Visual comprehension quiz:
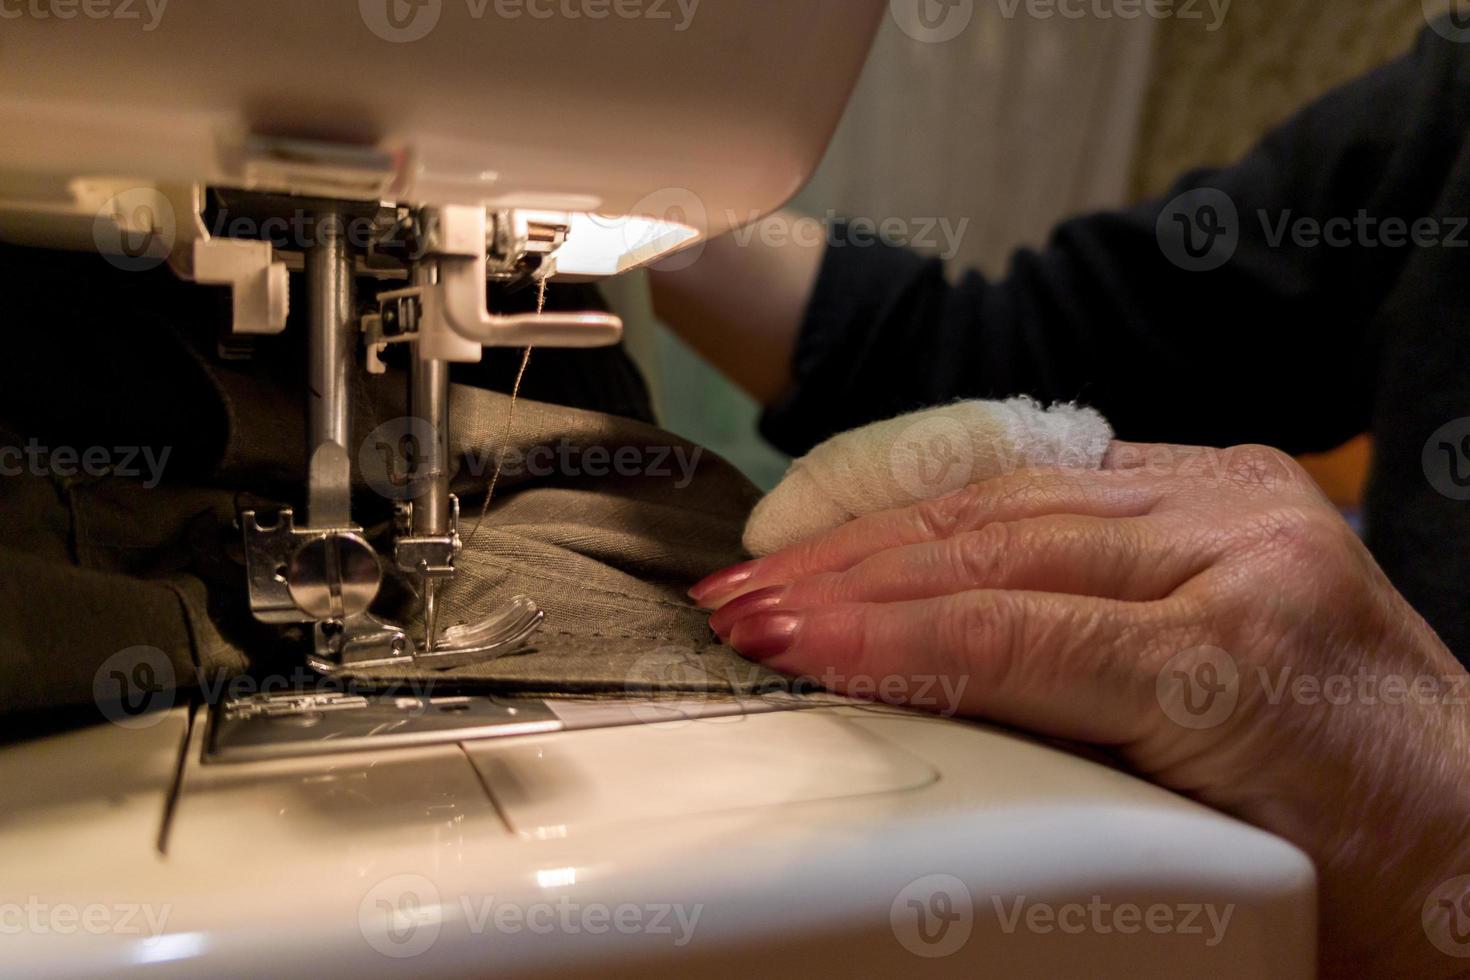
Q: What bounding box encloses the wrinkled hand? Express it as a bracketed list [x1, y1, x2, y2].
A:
[692, 442, 1470, 979]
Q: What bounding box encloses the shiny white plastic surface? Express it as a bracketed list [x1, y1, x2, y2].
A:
[0, 0, 887, 254]
[0, 703, 1316, 978]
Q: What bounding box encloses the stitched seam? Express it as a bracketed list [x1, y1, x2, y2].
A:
[459, 552, 705, 613]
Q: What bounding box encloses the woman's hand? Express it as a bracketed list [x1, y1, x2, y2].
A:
[693, 442, 1470, 979]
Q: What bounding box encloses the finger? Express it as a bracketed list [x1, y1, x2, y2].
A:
[1102, 440, 1157, 471]
[708, 513, 1218, 637]
[1103, 441, 1307, 494]
[692, 467, 1168, 608]
[727, 590, 1188, 744]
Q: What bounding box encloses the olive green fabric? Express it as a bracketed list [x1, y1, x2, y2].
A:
[0, 245, 779, 718]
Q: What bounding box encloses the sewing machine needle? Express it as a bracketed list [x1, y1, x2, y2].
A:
[423, 579, 439, 653]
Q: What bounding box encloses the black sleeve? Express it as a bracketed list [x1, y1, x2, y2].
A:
[761, 22, 1470, 457]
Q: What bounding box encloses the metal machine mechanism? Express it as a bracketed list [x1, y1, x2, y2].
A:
[0, 1, 894, 675]
[218, 190, 635, 674]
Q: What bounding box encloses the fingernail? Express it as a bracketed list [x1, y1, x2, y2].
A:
[689, 560, 761, 607]
[729, 611, 802, 661]
[709, 585, 787, 639]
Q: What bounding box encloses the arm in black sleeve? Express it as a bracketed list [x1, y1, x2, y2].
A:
[761, 22, 1470, 458]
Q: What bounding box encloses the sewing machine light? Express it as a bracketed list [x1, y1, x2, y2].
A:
[550, 211, 702, 278]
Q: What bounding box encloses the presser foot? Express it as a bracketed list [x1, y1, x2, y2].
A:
[306, 596, 545, 675]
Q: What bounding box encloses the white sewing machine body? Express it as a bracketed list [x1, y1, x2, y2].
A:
[3, 698, 1315, 979]
[0, 0, 879, 264]
[0, 2, 1316, 976]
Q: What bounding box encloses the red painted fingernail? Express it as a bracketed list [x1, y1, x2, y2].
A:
[729, 611, 802, 661]
[709, 585, 787, 639]
[689, 560, 761, 606]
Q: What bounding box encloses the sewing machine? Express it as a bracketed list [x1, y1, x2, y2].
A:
[0, 2, 1316, 977]
[2, 0, 869, 672]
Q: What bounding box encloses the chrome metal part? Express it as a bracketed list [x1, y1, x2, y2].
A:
[305, 211, 355, 528]
[205, 690, 563, 763]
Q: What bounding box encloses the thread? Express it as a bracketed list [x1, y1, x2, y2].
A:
[462, 276, 543, 550]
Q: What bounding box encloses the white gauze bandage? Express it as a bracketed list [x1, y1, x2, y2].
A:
[743, 397, 1114, 557]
